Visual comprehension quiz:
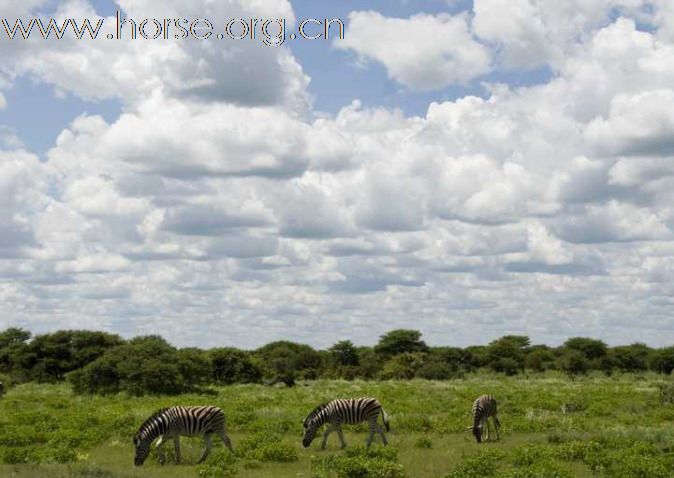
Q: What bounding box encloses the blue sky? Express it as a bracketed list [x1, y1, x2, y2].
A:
[1, 0, 673, 348]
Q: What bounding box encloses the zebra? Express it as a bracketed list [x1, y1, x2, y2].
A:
[470, 394, 500, 443]
[133, 406, 233, 466]
[302, 397, 390, 450]
[0, 381, 4, 397]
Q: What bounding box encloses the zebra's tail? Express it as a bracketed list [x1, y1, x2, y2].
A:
[381, 408, 390, 432]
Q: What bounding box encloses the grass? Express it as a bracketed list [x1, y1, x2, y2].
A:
[0, 373, 672, 477]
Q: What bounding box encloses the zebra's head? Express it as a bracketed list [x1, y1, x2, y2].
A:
[302, 420, 318, 448]
[302, 402, 328, 448]
[133, 434, 151, 466]
[472, 424, 482, 443]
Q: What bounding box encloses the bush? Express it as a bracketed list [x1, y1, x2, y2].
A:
[380, 353, 426, 380]
[414, 436, 432, 448]
[498, 460, 573, 478]
[312, 446, 405, 478]
[68, 337, 190, 395]
[657, 383, 674, 405]
[444, 450, 507, 478]
[415, 359, 456, 380]
[210, 348, 261, 384]
[558, 350, 589, 377]
[197, 450, 238, 478]
[237, 433, 298, 463]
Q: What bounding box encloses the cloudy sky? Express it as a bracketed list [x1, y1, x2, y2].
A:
[1, 0, 674, 349]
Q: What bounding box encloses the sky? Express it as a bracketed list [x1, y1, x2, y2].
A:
[1, 0, 674, 349]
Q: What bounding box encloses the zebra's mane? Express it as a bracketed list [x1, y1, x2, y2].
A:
[136, 407, 170, 436]
[304, 402, 330, 427]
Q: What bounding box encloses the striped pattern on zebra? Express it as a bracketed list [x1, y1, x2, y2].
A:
[471, 394, 500, 443]
[133, 405, 233, 466]
[302, 397, 390, 450]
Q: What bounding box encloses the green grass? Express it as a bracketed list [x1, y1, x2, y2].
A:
[0, 373, 673, 477]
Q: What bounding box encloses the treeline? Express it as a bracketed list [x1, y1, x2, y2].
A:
[0, 328, 673, 395]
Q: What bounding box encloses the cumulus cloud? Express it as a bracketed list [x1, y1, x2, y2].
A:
[0, 0, 309, 111]
[336, 11, 491, 91]
[2, 2, 674, 347]
[472, 0, 657, 69]
[585, 89, 674, 157]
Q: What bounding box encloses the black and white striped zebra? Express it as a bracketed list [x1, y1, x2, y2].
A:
[302, 397, 390, 450]
[471, 394, 500, 443]
[133, 405, 233, 466]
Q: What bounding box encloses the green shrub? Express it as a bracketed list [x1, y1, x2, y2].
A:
[414, 436, 432, 448]
[498, 460, 573, 478]
[657, 383, 674, 405]
[1, 446, 31, 464]
[72, 466, 114, 478]
[444, 449, 507, 478]
[312, 446, 405, 478]
[197, 450, 238, 478]
[237, 433, 298, 462]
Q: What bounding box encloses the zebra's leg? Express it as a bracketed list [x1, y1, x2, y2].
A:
[321, 425, 336, 450]
[494, 416, 501, 441]
[366, 418, 377, 449]
[485, 417, 491, 441]
[198, 434, 213, 463]
[337, 426, 346, 449]
[377, 424, 388, 446]
[217, 429, 234, 453]
[173, 436, 181, 464]
[155, 436, 165, 465]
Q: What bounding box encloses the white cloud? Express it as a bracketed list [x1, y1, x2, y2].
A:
[472, 0, 657, 68]
[3, 4, 674, 347]
[0, 0, 309, 111]
[585, 89, 674, 156]
[336, 11, 491, 91]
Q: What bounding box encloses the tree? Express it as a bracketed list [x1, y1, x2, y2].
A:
[649, 346, 674, 374]
[254, 341, 323, 381]
[177, 348, 211, 387]
[27, 330, 123, 382]
[524, 346, 555, 372]
[0, 328, 31, 349]
[563, 337, 607, 360]
[608, 344, 652, 372]
[558, 349, 589, 378]
[210, 348, 261, 384]
[329, 340, 360, 367]
[374, 330, 428, 358]
[464, 346, 489, 370]
[486, 336, 530, 374]
[416, 358, 457, 380]
[356, 347, 382, 379]
[381, 353, 426, 380]
[69, 336, 188, 396]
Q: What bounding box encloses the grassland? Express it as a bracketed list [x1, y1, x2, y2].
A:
[1, 373, 673, 477]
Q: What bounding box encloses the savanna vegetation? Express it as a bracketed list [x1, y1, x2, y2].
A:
[0, 328, 673, 477]
[1, 328, 673, 395]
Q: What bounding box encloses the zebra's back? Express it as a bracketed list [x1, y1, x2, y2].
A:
[145, 406, 225, 438]
[472, 395, 497, 419]
[329, 397, 382, 424]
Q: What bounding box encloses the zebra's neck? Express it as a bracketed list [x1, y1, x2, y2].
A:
[140, 411, 168, 442]
[313, 406, 332, 427]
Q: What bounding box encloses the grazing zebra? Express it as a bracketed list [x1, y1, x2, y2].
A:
[302, 397, 390, 450]
[470, 394, 500, 443]
[133, 406, 233, 466]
